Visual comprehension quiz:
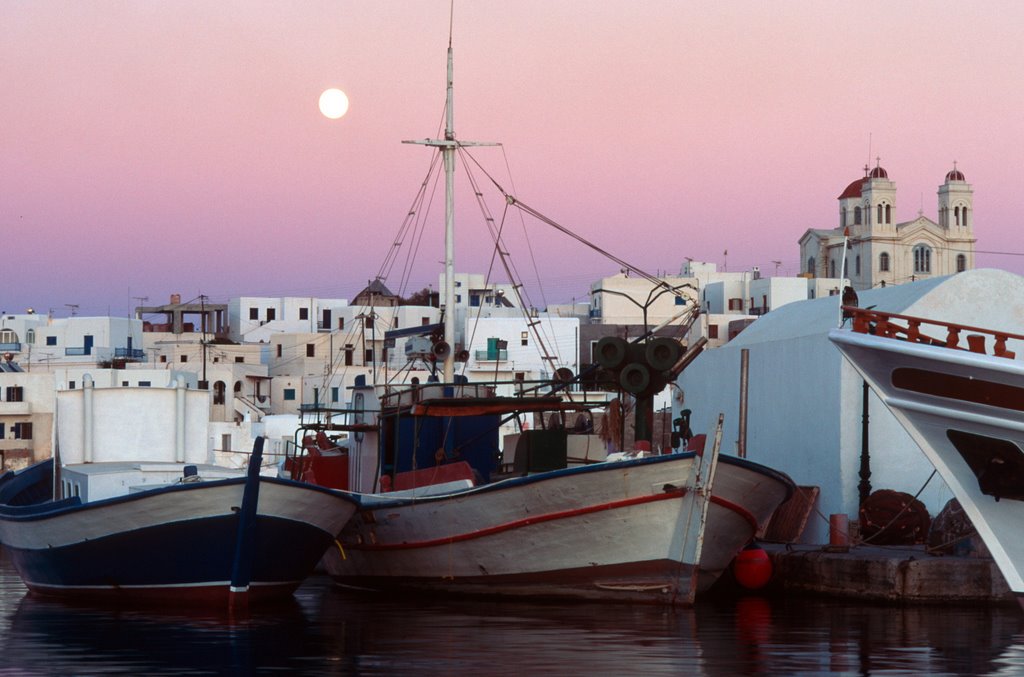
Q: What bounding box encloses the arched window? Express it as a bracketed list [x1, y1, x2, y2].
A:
[855, 255, 861, 276]
[885, 204, 891, 224]
[962, 206, 969, 227]
[957, 254, 967, 272]
[213, 381, 226, 405]
[877, 204, 883, 224]
[0, 329, 17, 345]
[879, 252, 890, 272]
[840, 208, 847, 229]
[854, 206, 862, 225]
[234, 381, 242, 394]
[807, 257, 816, 276]
[954, 206, 960, 226]
[913, 245, 932, 274]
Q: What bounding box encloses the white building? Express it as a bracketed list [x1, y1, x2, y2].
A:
[228, 296, 350, 343]
[589, 272, 698, 327]
[799, 162, 976, 291]
[461, 316, 580, 392]
[677, 269, 1023, 544]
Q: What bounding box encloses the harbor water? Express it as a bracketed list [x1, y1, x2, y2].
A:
[1, 551, 1022, 676]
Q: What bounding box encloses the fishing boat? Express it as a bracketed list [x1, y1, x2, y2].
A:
[830, 306, 1024, 606]
[0, 378, 359, 606]
[293, 28, 795, 605]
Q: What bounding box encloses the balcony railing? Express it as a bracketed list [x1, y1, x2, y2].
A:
[64, 347, 90, 356]
[114, 348, 146, 359]
[0, 342, 21, 352]
[474, 349, 508, 361]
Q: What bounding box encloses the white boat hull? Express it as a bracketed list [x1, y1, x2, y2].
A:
[831, 329, 1024, 602]
[326, 452, 792, 604]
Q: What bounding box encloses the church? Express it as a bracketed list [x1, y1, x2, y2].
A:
[798, 162, 976, 291]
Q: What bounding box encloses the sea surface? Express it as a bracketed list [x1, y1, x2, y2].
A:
[0, 551, 1022, 676]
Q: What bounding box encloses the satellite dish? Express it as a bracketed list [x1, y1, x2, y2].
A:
[554, 367, 574, 382]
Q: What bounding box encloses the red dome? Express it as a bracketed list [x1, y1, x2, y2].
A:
[869, 165, 888, 179]
[838, 178, 864, 199]
[946, 168, 966, 182]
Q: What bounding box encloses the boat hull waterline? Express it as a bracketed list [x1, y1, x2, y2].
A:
[831, 328, 1024, 605]
[327, 452, 793, 604]
[0, 465, 358, 603]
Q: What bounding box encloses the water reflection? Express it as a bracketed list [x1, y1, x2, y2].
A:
[0, 548, 1022, 675]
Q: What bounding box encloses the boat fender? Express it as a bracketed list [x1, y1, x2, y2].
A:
[733, 544, 772, 590]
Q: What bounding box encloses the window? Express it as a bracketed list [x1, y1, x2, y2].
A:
[364, 316, 373, 329]
[877, 204, 883, 224]
[365, 349, 374, 363]
[885, 204, 891, 224]
[249, 307, 259, 320]
[807, 257, 816, 275]
[283, 388, 296, 401]
[470, 294, 480, 307]
[514, 372, 525, 382]
[266, 308, 276, 321]
[455, 294, 462, 303]
[5, 386, 23, 402]
[345, 346, 353, 366]
[957, 254, 967, 272]
[830, 259, 836, 277]
[727, 298, 743, 311]
[840, 208, 846, 228]
[879, 252, 890, 272]
[708, 324, 719, 339]
[159, 355, 167, 363]
[46, 336, 57, 346]
[25, 329, 34, 344]
[276, 344, 282, 358]
[235, 356, 244, 363]
[854, 206, 862, 225]
[306, 344, 315, 357]
[0, 423, 4, 439]
[13, 422, 32, 440]
[913, 245, 932, 273]
[69, 381, 75, 389]
[338, 318, 345, 330]
[855, 255, 861, 276]
[139, 381, 151, 387]
[121, 381, 129, 387]
[299, 307, 309, 320]
[331, 387, 339, 403]
[962, 206, 969, 227]
[954, 206, 960, 226]
[422, 317, 430, 326]
[180, 355, 188, 363]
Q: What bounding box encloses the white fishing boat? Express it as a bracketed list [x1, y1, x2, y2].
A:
[293, 24, 794, 605]
[831, 306, 1024, 607]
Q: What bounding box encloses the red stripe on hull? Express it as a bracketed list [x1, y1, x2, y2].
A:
[346, 488, 686, 552]
[24, 580, 303, 605]
[709, 495, 758, 530]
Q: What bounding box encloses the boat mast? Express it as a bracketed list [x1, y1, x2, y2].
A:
[404, 32, 497, 384]
[441, 40, 456, 383]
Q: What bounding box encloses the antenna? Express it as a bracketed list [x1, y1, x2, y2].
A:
[771, 260, 782, 276]
[65, 304, 78, 317]
[866, 132, 872, 170]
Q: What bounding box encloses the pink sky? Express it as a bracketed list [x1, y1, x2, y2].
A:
[4, 1, 1024, 317]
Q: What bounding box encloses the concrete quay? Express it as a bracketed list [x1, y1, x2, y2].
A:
[762, 543, 1016, 605]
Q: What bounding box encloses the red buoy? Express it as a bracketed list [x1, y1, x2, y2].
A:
[733, 545, 772, 590]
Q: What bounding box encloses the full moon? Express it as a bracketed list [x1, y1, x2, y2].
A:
[318, 88, 349, 119]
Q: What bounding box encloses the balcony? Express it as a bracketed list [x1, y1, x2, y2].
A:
[474, 349, 508, 361]
[0, 342, 21, 352]
[0, 401, 31, 415]
[114, 348, 146, 360]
